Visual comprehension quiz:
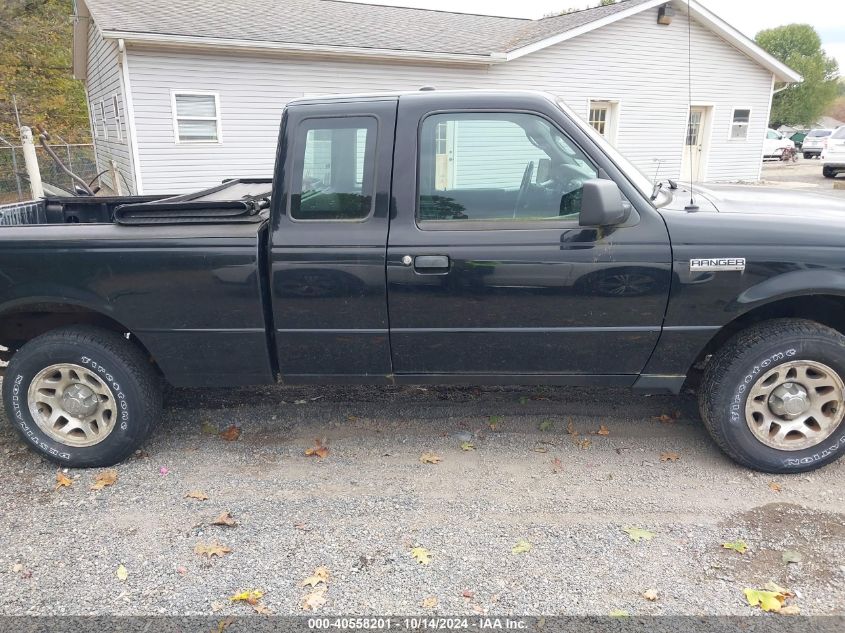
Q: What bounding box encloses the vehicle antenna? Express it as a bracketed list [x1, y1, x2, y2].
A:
[684, 0, 699, 212]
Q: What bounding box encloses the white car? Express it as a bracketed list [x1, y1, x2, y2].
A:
[763, 128, 795, 159]
[822, 126, 845, 178]
[802, 128, 834, 158]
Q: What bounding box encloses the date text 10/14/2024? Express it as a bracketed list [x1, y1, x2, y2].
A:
[307, 618, 530, 630]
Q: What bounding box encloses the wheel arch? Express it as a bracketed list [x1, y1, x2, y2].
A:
[686, 292, 845, 388]
[0, 299, 162, 376]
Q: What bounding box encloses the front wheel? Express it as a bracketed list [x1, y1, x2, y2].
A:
[699, 319, 845, 473]
[3, 326, 162, 468]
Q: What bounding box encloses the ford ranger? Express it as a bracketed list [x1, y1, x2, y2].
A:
[2, 90, 845, 474]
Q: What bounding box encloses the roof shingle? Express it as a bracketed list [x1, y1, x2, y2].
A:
[83, 0, 653, 57]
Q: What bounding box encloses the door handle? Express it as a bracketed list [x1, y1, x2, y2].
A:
[413, 255, 450, 271]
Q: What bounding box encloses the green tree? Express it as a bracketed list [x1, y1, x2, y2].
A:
[755, 24, 840, 127]
[0, 0, 89, 144]
[599, 0, 618, 5]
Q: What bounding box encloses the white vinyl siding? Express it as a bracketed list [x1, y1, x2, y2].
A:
[124, 8, 774, 192]
[171, 92, 221, 143]
[85, 21, 136, 193]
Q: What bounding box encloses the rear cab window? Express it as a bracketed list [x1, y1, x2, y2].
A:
[290, 117, 377, 221]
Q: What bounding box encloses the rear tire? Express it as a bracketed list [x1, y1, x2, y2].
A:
[803, 153, 811, 160]
[823, 166, 836, 178]
[699, 319, 845, 473]
[3, 326, 162, 468]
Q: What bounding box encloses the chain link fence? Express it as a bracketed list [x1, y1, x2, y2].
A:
[0, 138, 98, 203]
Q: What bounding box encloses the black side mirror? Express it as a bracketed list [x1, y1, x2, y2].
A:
[578, 179, 631, 227]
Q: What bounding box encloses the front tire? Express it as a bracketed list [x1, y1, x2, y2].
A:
[3, 326, 162, 468]
[699, 319, 845, 473]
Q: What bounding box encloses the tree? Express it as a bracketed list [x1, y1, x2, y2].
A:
[599, 0, 618, 5]
[755, 24, 840, 128]
[0, 0, 89, 144]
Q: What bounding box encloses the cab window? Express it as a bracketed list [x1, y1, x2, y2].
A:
[418, 113, 597, 224]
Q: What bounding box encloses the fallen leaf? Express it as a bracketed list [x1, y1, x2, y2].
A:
[460, 441, 476, 452]
[534, 445, 548, 453]
[230, 589, 264, 605]
[12, 563, 23, 573]
[302, 587, 327, 611]
[769, 482, 782, 493]
[511, 539, 532, 554]
[654, 414, 674, 424]
[642, 589, 658, 601]
[764, 581, 794, 598]
[609, 609, 630, 617]
[420, 452, 441, 464]
[301, 567, 331, 587]
[211, 602, 225, 613]
[488, 415, 502, 431]
[623, 527, 655, 542]
[539, 419, 554, 432]
[194, 542, 232, 558]
[780, 605, 801, 615]
[743, 588, 786, 612]
[410, 546, 431, 565]
[782, 550, 802, 565]
[722, 540, 748, 554]
[185, 490, 209, 501]
[551, 457, 563, 474]
[596, 425, 610, 436]
[422, 596, 438, 608]
[214, 617, 235, 633]
[90, 470, 118, 491]
[201, 420, 218, 435]
[252, 603, 272, 615]
[579, 438, 592, 449]
[305, 439, 329, 459]
[212, 511, 238, 527]
[294, 522, 312, 532]
[566, 418, 576, 435]
[159, 467, 169, 476]
[660, 451, 681, 462]
[461, 590, 475, 599]
[55, 471, 72, 490]
[220, 425, 242, 441]
[116, 564, 128, 582]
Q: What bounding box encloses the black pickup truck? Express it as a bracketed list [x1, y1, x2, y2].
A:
[2, 90, 845, 474]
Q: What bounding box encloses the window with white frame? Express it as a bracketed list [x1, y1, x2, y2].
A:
[172, 92, 221, 143]
[112, 94, 123, 141]
[588, 100, 618, 143]
[730, 108, 751, 140]
[90, 101, 100, 138]
[98, 100, 108, 139]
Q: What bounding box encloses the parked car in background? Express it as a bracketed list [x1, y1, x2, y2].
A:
[822, 126, 845, 178]
[763, 128, 795, 159]
[802, 129, 834, 159]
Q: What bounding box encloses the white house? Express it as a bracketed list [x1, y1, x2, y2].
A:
[71, 0, 800, 195]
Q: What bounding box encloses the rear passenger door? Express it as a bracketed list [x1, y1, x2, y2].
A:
[269, 99, 396, 381]
[386, 94, 672, 378]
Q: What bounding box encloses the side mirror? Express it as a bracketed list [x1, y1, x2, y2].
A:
[578, 179, 631, 227]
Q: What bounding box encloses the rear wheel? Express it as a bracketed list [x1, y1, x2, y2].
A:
[803, 152, 811, 160]
[3, 326, 162, 468]
[823, 166, 836, 178]
[699, 319, 845, 473]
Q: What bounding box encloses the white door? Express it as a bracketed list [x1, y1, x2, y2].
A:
[681, 107, 709, 182]
[434, 120, 456, 190]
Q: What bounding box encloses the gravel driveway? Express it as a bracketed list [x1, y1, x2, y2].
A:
[1, 383, 843, 618]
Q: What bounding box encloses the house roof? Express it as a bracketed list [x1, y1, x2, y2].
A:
[75, 0, 801, 82]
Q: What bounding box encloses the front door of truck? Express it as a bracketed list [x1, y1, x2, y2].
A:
[269, 99, 396, 380]
[386, 94, 672, 378]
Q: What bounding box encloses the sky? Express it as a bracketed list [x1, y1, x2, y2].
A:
[350, 0, 845, 72]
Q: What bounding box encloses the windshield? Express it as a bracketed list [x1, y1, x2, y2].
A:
[555, 98, 662, 205]
[808, 129, 833, 137]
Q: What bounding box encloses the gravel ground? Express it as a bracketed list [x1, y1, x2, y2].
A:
[1, 383, 844, 617]
[760, 157, 845, 197]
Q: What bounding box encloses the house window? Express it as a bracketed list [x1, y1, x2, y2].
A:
[172, 92, 221, 143]
[98, 100, 108, 140]
[290, 117, 377, 221]
[112, 95, 123, 141]
[418, 112, 597, 224]
[588, 100, 619, 143]
[730, 108, 751, 140]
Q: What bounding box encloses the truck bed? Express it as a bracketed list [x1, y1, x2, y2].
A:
[0, 178, 272, 226]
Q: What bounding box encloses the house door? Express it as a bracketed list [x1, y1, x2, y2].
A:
[434, 120, 456, 190]
[681, 107, 710, 182]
